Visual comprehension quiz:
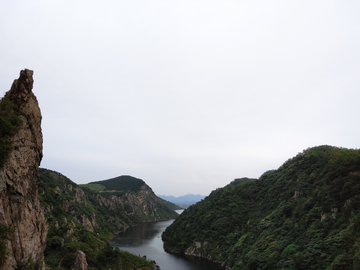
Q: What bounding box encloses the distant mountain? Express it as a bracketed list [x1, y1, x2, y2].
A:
[158, 194, 206, 206]
[158, 197, 184, 210]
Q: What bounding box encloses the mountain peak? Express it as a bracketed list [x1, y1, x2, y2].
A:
[87, 175, 147, 192]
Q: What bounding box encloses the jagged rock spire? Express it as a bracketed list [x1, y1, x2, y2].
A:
[0, 69, 47, 269]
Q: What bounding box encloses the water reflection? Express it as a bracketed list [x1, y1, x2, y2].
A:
[111, 212, 225, 270]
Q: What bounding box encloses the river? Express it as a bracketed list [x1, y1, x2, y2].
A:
[110, 210, 225, 270]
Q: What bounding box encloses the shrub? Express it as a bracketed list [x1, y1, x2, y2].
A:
[0, 223, 11, 267]
[0, 98, 22, 168]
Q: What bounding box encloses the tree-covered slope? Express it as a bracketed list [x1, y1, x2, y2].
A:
[86, 175, 146, 192]
[39, 168, 177, 269]
[162, 145, 360, 270]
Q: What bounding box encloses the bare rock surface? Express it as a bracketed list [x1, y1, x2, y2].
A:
[70, 251, 88, 270]
[0, 69, 47, 269]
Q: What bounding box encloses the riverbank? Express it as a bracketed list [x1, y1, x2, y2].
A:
[111, 217, 225, 270]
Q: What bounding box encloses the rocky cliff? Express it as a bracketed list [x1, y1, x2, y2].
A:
[0, 70, 175, 270]
[87, 175, 179, 222]
[0, 70, 47, 269]
[39, 168, 177, 269]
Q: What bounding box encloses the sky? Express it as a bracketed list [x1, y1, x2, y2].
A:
[1, 0, 360, 197]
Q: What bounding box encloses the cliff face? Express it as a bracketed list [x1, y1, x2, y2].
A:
[40, 169, 177, 235]
[100, 184, 176, 222]
[0, 70, 47, 269]
[38, 168, 177, 269]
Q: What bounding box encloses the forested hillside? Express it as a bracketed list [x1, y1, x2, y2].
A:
[162, 145, 360, 270]
[39, 168, 177, 269]
[85, 175, 147, 193]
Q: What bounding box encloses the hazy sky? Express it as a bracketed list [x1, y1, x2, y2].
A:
[1, 0, 359, 196]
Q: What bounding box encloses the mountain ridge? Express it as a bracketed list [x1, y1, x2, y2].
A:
[85, 175, 146, 193]
[83, 175, 184, 211]
[162, 145, 360, 270]
[158, 194, 206, 206]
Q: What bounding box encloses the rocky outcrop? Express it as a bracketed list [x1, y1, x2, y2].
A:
[0, 69, 47, 269]
[70, 251, 88, 270]
[106, 184, 171, 221]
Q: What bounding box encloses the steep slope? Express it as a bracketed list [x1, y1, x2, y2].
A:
[39, 169, 177, 269]
[0, 70, 47, 269]
[87, 176, 183, 210]
[85, 175, 179, 222]
[162, 146, 360, 270]
[158, 197, 183, 211]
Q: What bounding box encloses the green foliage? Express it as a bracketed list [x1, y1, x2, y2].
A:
[162, 145, 360, 270]
[16, 256, 42, 270]
[38, 168, 176, 269]
[79, 183, 106, 192]
[114, 249, 154, 270]
[0, 97, 22, 168]
[0, 223, 11, 267]
[229, 177, 256, 186]
[89, 175, 146, 192]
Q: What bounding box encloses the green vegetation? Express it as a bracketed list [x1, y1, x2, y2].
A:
[15, 256, 42, 270]
[45, 226, 154, 270]
[162, 145, 360, 270]
[114, 251, 155, 270]
[39, 168, 176, 269]
[80, 183, 106, 192]
[0, 97, 22, 169]
[0, 223, 11, 267]
[88, 175, 146, 192]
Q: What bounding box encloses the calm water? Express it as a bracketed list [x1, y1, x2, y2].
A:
[110, 211, 225, 270]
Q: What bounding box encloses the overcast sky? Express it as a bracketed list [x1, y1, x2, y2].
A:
[1, 0, 359, 196]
